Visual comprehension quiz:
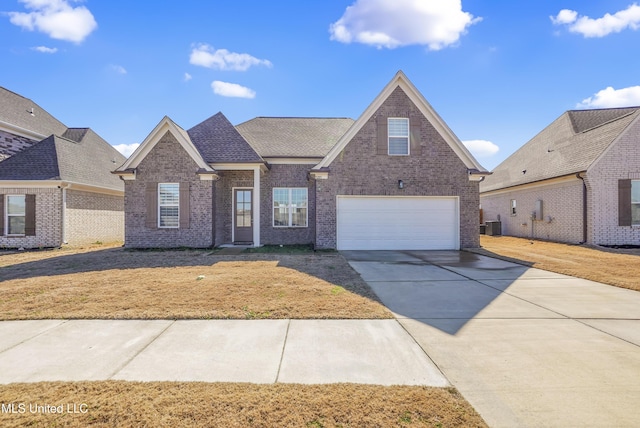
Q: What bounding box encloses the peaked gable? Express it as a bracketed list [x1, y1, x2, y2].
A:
[313, 71, 487, 175]
[188, 112, 263, 163]
[115, 116, 216, 177]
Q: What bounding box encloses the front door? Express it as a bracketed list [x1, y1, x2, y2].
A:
[234, 189, 253, 243]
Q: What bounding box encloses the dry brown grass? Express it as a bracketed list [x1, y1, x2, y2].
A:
[0, 245, 391, 320]
[0, 381, 487, 427]
[476, 236, 640, 291]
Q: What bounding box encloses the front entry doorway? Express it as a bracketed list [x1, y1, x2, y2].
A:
[234, 189, 253, 243]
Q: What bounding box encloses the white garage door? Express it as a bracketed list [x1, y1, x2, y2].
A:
[336, 196, 459, 250]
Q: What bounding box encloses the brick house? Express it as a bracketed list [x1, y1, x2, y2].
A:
[480, 107, 640, 246]
[0, 87, 126, 248]
[115, 71, 489, 250]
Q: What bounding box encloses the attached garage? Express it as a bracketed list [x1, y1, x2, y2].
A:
[336, 196, 459, 250]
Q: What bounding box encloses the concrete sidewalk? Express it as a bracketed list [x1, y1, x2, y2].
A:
[344, 250, 640, 428]
[0, 319, 448, 386]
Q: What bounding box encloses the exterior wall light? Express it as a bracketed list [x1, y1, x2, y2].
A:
[398, 180, 404, 189]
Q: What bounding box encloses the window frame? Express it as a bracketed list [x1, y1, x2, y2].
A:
[5, 195, 26, 236]
[158, 183, 180, 229]
[632, 180, 640, 226]
[272, 187, 308, 228]
[388, 117, 410, 156]
[510, 199, 517, 216]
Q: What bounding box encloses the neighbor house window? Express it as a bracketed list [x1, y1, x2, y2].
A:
[158, 183, 179, 228]
[6, 195, 26, 235]
[632, 181, 640, 225]
[510, 199, 517, 216]
[273, 188, 308, 227]
[388, 118, 409, 155]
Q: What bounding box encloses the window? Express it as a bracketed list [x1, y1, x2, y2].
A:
[632, 181, 640, 225]
[388, 118, 409, 155]
[273, 188, 308, 227]
[158, 183, 179, 228]
[510, 199, 517, 216]
[6, 195, 25, 235]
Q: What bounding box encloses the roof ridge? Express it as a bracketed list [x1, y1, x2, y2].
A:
[577, 109, 639, 134]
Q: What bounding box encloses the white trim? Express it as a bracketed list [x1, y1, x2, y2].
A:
[309, 171, 329, 180]
[115, 116, 215, 174]
[253, 168, 261, 246]
[232, 186, 254, 243]
[480, 174, 582, 197]
[4, 194, 26, 236]
[158, 183, 179, 228]
[272, 187, 309, 228]
[0, 180, 123, 196]
[212, 162, 268, 172]
[263, 157, 322, 165]
[0, 120, 48, 142]
[314, 71, 486, 172]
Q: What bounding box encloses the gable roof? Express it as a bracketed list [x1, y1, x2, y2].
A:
[236, 117, 355, 158]
[313, 70, 488, 174]
[0, 86, 67, 140]
[0, 128, 126, 191]
[188, 112, 263, 163]
[480, 107, 640, 193]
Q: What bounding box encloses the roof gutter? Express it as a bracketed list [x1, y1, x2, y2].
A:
[576, 172, 587, 244]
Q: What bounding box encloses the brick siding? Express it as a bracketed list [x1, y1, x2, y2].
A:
[480, 178, 585, 243]
[585, 117, 640, 245]
[0, 187, 61, 248]
[315, 86, 480, 249]
[65, 189, 124, 244]
[124, 131, 214, 248]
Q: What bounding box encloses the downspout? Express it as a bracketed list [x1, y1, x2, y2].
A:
[576, 173, 587, 244]
[61, 183, 71, 245]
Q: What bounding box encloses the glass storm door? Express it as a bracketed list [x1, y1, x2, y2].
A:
[234, 189, 253, 243]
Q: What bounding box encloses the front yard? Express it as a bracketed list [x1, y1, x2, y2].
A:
[0, 245, 391, 320]
[475, 236, 640, 292]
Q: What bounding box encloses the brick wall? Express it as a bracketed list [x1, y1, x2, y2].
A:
[65, 189, 124, 244]
[260, 164, 316, 246]
[586, 117, 640, 245]
[0, 130, 38, 161]
[124, 131, 214, 248]
[0, 187, 62, 248]
[480, 178, 585, 243]
[315, 86, 479, 249]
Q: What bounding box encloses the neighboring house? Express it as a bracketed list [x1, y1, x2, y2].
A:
[480, 107, 640, 246]
[114, 71, 489, 250]
[0, 88, 126, 248]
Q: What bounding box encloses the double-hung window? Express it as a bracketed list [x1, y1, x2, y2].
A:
[273, 188, 308, 227]
[388, 118, 410, 155]
[6, 195, 26, 235]
[158, 183, 179, 228]
[632, 181, 640, 225]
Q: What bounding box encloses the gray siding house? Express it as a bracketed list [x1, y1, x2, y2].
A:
[115, 71, 489, 250]
[480, 107, 640, 246]
[0, 87, 126, 248]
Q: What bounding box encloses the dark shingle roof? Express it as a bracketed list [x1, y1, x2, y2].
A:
[235, 117, 354, 158]
[0, 128, 126, 191]
[0, 87, 67, 138]
[188, 112, 263, 163]
[481, 107, 640, 192]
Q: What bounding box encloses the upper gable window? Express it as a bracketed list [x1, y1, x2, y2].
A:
[388, 118, 409, 156]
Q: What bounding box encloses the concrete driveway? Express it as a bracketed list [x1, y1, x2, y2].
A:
[343, 250, 640, 428]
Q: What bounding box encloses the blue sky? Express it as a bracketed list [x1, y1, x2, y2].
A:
[2, 0, 640, 170]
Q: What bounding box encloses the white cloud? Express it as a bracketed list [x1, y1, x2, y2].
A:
[329, 0, 481, 50]
[32, 45, 57, 53]
[110, 64, 127, 75]
[462, 139, 499, 158]
[8, 0, 97, 44]
[184, 72, 192, 82]
[113, 143, 139, 157]
[211, 81, 256, 99]
[190, 44, 272, 71]
[551, 4, 640, 37]
[577, 86, 640, 108]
